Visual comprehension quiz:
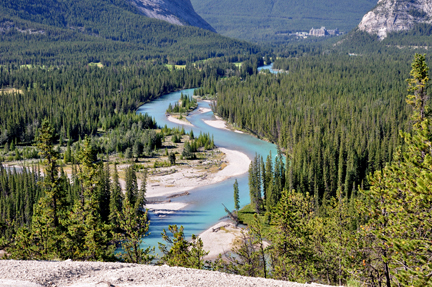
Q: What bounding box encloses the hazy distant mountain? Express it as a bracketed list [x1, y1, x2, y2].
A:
[129, 0, 216, 32]
[190, 0, 377, 42]
[358, 0, 432, 39]
[0, 0, 256, 63]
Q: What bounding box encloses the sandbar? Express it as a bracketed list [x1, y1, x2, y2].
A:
[198, 220, 243, 259]
[166, 115, 193, 127]
[195, 107, 211, 114]
[203, 119, 228, 130]
[120, 147, 251, 214]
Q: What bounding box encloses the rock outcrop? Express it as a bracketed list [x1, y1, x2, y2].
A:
[129, 0, 216, 32]
[358, 0, 432, 38]
[0, 260, 334, 287]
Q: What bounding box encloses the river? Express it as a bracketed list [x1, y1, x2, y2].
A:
[136, 63, 278, 250]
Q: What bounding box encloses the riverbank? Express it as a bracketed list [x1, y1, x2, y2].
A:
[144, 147, 251, 214]
[166, 115, 193, 126]
[199, 220, 243, 260]
[203, 115, 244, 134]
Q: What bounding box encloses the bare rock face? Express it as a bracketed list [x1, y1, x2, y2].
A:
[129, 0, 216, 32]
[358, 0, 432, 38]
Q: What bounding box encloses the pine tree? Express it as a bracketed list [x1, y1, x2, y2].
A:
[109, 164, 123, 227]
[363, 54, 432, 286]
[65, 137, 114, 261]
[233, 179, 240, 211]
[125, 165, 138, 207]
[135, 169, 147, 212]
[159, 225, 191, 267]
[35, 119, 65, 228]
[114, 197, 154, 263]
[64, 141, 72, 163]
[98, 162, 111, 223]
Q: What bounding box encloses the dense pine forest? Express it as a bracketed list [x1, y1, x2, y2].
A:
[1, 0, 432, 284]
[0, 61, 241, 147]
[0, 0, 259, 65]
[203, 53, 414, 201]
[207, 54, 432, 287]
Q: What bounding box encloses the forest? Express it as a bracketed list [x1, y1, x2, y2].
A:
[0, 0, 259, 65]
[1, 0, 432, 283]
[203, 54, 432, 287]
[202, 53, 415, 201]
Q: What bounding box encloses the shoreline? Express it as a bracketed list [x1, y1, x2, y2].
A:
[166, 115, 194, 127]
[143, 147, 251, 214]
[198, 219, 243, 260]
[203, 116, 244, 134]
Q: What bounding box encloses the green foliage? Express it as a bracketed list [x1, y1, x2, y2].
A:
[191, 0, 376, 42]
[0, 166, 42, 240]
[182, 141, 195, 160]
[0, 0, 259, 64]
[158, 225, 209, 269]
[213, 54, 412, 200]
[168, 152, 176, 165]
[114, 198, 154, 264]
[125, 165, 138, 208]
[64, 137, 114, 261]
[167, 94, 197, 114]
[361, 54, 432, 286]
[109, 164, 123, 227]
[226, 54, 432, 286]
[233, 179, 240, 211]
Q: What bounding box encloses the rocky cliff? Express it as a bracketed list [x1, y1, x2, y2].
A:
[358, 0, 432, 38]
[129, 0, 216, 32]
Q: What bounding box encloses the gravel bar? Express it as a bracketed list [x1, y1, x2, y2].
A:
[0, 260, 336, 287]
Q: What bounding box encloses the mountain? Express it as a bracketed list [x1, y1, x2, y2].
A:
[0, 0, 257, 64]
[130, 0, 216, 32]
[190, 0, 377, 42]
[358, 0, 432, 39]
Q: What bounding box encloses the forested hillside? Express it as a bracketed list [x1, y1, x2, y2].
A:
[191, 0, 377, 42]
[201, 54, 432, 287]
[0, 0, 258, 64]
[200, 53, 415, 201]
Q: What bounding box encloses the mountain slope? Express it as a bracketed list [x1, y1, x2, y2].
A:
[358, 0, 432, 39]
[130, 0, 216, 32]
[0, 0, 257, 64]
[190, 0, 377, 42]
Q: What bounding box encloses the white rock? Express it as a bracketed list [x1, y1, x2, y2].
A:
[358, 0, 432, 39]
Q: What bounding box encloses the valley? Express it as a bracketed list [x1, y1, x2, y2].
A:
[1, 0, 432, 286]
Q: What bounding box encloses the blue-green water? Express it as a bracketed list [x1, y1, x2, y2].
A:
[136, 64, 278, 251]
[258, 63, 277, 74]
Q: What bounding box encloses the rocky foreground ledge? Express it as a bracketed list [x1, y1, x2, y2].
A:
[0, 260, 334, 287]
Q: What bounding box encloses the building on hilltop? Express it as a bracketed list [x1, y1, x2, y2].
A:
[309, 27, 340, 37]
[327, 28, 339, 36]
[309, 27, 328, 36]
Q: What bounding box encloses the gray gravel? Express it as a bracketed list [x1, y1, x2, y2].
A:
[0, 260, 335, 287]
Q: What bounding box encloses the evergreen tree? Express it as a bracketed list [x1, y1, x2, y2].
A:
[64, 141, 72, 163]
[65, 137, 114, 261]
[125, 165, 138, 207]
[363, 54, 432, 286]
[114, 197, 154, 264]
[98, 162, 111, 223]
[109, 164, 123, 227]
[233, 179, 240, 211]
[135, 169, 147, 212]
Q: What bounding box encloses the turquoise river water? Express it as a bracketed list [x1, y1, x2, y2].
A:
[136, 64, 278, 250]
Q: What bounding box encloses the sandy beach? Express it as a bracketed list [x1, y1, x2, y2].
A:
[166, 115, 194, 127]
[203, 119, 228, 130]
[198, 220, 243, 259]
[135, 147, 251, 214]
[203, 115, 244, 134]
[145, 148, 250, 199]
[194, 107, 212, 114]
